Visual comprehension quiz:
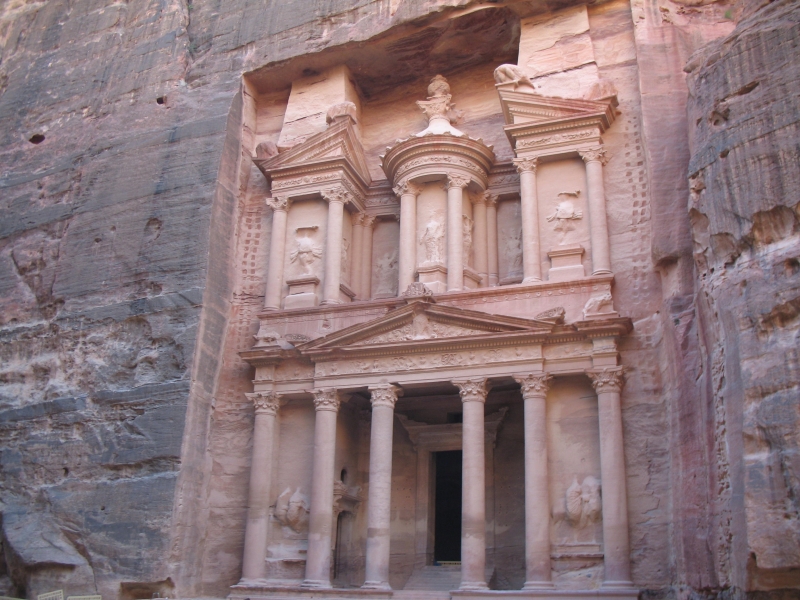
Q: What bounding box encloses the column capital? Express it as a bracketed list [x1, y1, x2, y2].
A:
[393, 180, 422, 197]
[321, 186, 353, 205]
[513, 156, 538, 173]
[362, 214, 377, 229]
[579, 146, 609, 165]
[369, 384, 403, 409]
[587, 367, 625, 393]
[514, 373, 552, 398]
[483, 191, 499, 207]
[266, 195, 290, 212]
[446, 173, 471, 190]
[454, 378, 488, 404]
[470, 191, 487, 206]
[246, 391, 281, 416]
[312, 388, 342, 412]
[352, 212, 365, 226]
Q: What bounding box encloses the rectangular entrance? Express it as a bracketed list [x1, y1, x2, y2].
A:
[433, 450, 462, 563]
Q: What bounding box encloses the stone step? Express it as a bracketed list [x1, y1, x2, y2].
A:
[394, 590, 452, 600]
[403, 566, 462, 591]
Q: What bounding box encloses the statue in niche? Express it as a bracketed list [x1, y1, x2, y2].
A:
[374, 251, 398, 296]
[341, 238, 350, 282]
[504, 229, 523, 275]
[463, 215, 473, 267]
[546, 191, 583, 244]
[274, 487, 310, 537]
[420, 214, 445, 265]
[565, 476, 602, 529]
[290, 227, 322, 276]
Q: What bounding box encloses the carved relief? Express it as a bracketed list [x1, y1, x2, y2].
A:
[402, 282, 433, 298]
[370, 384, 402, 409]
[587, 367, 625, 393]
[341, 238, 350, 283]
[504, 229, 523, 275]
[579, 147, 609, 165]
[290, 226, 323, 276]
[535, 306, 566, 323]
[447, 173, 471, 189]
[513, 157, 538, 173]
[454, 378, 488, 403]
[394, 155, 484, 179]
[463, 214, 474, 267]
[352, 315, 490, 346]
[274, 487, 310, 538]
[547, 193, 583, 245]
[374, 251, 398, 297]
[246, 391, 281, 416]
[420, 213, 445, 265]
[266, 196, 290, 212]
[326, 101, 357, 124]
[514, 373, 552, 397]
[517, 131, 595, 150]
[565, 476, 602, 529]
[312, 388, 341, 412]
[493, 64, 535, 90]
[582, 292, 614, 319]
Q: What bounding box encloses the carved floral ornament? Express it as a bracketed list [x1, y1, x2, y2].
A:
[513, 156, 538, 173]
[322, 186, 353, 205]
[369, 384, 402, 409]
[393, 180, 422, 198]
[446, 173, 471, 189]
[312, 388, 342, 412]
[246, 391, 281, 416]
[578, 146, 609, 165]
[586, 367, 625, 393]
[514, 373, 552, 397]
[483, 192, 499, 207]
[454, 378, 488, 404]
[266, 196, 290, 212]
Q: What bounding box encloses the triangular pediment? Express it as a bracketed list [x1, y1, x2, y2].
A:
[299, 301, 553, 355]
[253, 118, 371, 185]
[497, 89, 617, 130]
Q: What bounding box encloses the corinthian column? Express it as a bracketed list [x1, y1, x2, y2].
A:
[513, 157, 542, 283]
[350, 213, 365, 298]
[485, 193, 499, 287]
[361, 214, 376, 300]
[513, 373, 554, 589]
[363, 384, 402, 590]
[303, 389, 342, 588]
[472, 192, 488, 287]
[321, 188, 351, 304]
[587, 367, 632, 587]
[241, 391, 281, 581]
[579, 147, 612, 275]
[264, 196, 290, 310]
[447, 174, 470, 292]
[454, 378, 489, 590]
[395, 181, 421, 294]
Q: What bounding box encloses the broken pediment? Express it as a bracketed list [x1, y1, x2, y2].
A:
[298, 301, 553, 355]
[253, 116, 371, 188]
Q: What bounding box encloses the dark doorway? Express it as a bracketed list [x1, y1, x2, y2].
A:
[434, 450, 462, 562]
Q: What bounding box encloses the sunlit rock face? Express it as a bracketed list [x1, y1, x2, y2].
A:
[0, 1, 796, 599]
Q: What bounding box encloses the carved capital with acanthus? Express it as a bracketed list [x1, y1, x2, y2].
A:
[513, 157, 538, 173]
[587, 367, 625, 393]
[482, 191, 499, 207]
[266, 196, 290, 212]
[321, 186, 353, 205]
[312, 388, 342, 412]
[362, 214, 377, 229]
[514, 373, 552, 398]
[369, 384, 403, 409]
[579, 147, 609, 165]
[393, 181, 422, 198]
[446, 174, 470, 190]
[352, 212, 365, 227]
[453, 378, 488, 404]
[246, 391, 281, 416]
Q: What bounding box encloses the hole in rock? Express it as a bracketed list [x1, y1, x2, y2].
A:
[156, 96, 166, 105]
[63, 467, 69, 476]
[719, 149, 729, 158]
[785, 258, 800, 276]
[340, 468, 347, 483]
[29, 134, 45, 144]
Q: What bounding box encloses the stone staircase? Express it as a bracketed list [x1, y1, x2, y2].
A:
[402, 565, 461, 592]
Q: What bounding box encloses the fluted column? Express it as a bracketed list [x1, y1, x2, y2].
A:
[241, 391, 282, 581]
[351, 213, 365, 298]
[264, 196, 290, 310]
[395, 181, 421, 294]
[472, 192, 488, 287]
[485, 193, 499, 287]
[454, 378, 489, 590]
[587, 367, 632, 587]
[361, 214, 376, 300]
[321, 188, 351, 304]
[447, 174, 469, 291]
[303, 388, 342, 588]
[513, 157, 542, 283]
[514, 373, 554, 589]
[363, 384, 403, 590]
[580, 147, 612, 275]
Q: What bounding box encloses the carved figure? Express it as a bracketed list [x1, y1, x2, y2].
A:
[565, 476, 602, 529]
[402, 282, 432, 298]
[326, 101, 357, 125]
[374, 252, 398, 295]
[420, 215, 445, 265]
[504, 229, 523, 274]
[427, 74, 451, 98]
[290, 228, 322, 275]
[546, 196, 583, 244]
[274, 487, 310, 534]
[493, 64, 535, 90]
[583, 292, 614, 319]
[463, 215, 473, 267]
[341, 238, 350, 282]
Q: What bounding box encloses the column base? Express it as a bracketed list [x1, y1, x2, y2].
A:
[522, 581, 555, 590]
[459, 581, 489, 591]
[601, 580, 635, 589]
[320, 299, 342, 306]
[592, 269, 613, 276]
[522, 276, 542, 283]
[300, 579, 332, 589]
[361, 581, 391, 591]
